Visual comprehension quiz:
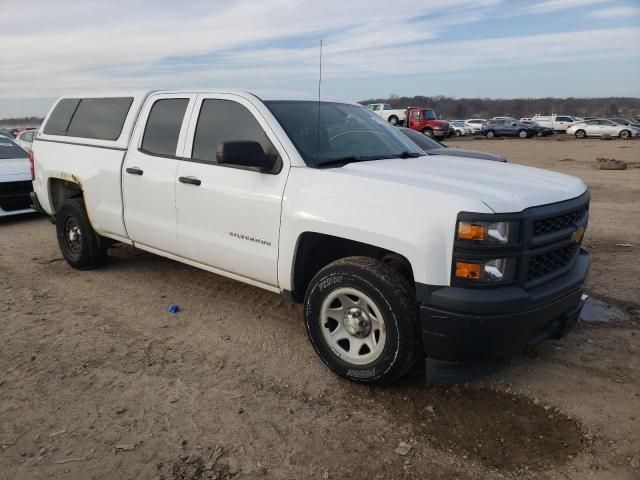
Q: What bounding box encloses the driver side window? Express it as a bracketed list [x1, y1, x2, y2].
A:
[192, 99, 278, 168]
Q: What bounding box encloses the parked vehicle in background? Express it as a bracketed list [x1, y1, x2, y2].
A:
[567, 119, 640, 139]
[31, 90, 590, 385]
[480, 119, 538, 138]
[398, 127, 506, 161]
[15, 129, 37, 151]
[406, 107, 450, 137]
[449, 120, 472, 137]
[520, 120, 554, 137]
[0, 129, 16, 138]
[608, 118, 640, 128]
[464, 119, 486, 134]
[366, 103, 406, 125]
[0, 136, 34, 217]
[530, 115, 581, 132]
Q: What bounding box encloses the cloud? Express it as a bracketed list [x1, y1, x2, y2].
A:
[589, 5, 640, 18]
[515, 0, 613, 14]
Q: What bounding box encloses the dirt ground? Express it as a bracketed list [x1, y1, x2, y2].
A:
[1, 136, 639, 480]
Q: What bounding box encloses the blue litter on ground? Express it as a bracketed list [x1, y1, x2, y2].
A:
[167, 304, 180, 314]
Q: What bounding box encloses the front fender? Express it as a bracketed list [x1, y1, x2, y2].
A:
[277, 167, 492, 291]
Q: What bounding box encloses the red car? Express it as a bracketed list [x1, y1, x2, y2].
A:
[405, 107, 450, 138]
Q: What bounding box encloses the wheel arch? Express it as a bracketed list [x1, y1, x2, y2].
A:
[288, 232, 415, 303]
[48, 176, 84, 215]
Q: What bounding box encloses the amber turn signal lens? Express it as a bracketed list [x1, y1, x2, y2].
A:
[458, 222, 486, 241]
[455, 261, 483, 280]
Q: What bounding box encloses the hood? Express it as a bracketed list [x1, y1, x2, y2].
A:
[339, 155, 587, 213]
[0, 157, 30, 178]
[429, 148, 506, 162]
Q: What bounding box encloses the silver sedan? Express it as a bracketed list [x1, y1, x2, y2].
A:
[567, 119, 640, 139]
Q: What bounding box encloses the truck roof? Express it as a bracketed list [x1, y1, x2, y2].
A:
[38, 89, 357, 151]
[53, 89, 351, 104]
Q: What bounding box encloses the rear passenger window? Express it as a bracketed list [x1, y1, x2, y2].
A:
[141, 98, 188, 157]
[66, 97, 133, 140]
[192, 99, 277, 166]
[43, 98, 80, 135]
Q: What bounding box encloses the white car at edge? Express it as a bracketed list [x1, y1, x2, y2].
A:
[0, 135, 35, 217]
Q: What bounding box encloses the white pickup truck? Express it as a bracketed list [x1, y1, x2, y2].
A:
[527, 115, 582, 132]
[366, 103, 406, 125]
[30, 90, 591, 384]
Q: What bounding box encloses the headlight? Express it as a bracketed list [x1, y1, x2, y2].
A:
[457, 220, 518, 244]
[455, 257, 516, 283]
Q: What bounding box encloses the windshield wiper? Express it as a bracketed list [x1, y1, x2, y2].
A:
[391, 151, 423, 159]
[316, 155, 387, 168]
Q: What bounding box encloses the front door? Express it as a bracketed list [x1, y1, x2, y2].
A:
[174, 94, 290, 288]
[123, 93, 197, 253]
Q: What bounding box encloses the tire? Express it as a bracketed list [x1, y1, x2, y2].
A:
[575, 129, 586, 139]
[388, 116, 398, 126]
[455, 129, 462, 137]
[56, 198, 109, 269]
[620, 129, 631, 139]
[518, 129, 528, 139]
[486, 130, 495, 138]
[422, 129, 434, 137]
[304, 256, 420, 385]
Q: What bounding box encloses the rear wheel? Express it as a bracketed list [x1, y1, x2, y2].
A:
[518, 129, 528, 139]
[575, 129, 586, 139]
[304, 257, 419, 384]
[56, 199, 109, 269]
[620, 129, 631, 139]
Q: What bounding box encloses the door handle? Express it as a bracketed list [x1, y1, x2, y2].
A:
[126, 167, 144, 175]
[179, 176, 201, 186]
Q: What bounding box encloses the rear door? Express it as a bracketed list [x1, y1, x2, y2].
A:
[122, 93, 197, 253]
[600, 120, 618, 136]
[584, 120, 602, 136]
[174, 94, 290, 288]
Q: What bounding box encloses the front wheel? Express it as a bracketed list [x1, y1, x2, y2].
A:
[486, 130, 496, 138]
[422, 129, 434, 137]
[575, 129, 586, 139]
[455, 129, 462, 137]
[518, 129, 528, 139]
[304, 257, 419, 384]
[388, 115, 398, 126]
[56, 199, 109, 269]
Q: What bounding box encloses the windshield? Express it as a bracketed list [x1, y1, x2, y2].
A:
[0, 137, 28, 159]
[423, 109, 437, 120]
[265, 101, 424, 167]
[398, 127, 442, 151]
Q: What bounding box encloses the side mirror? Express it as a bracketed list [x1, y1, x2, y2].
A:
[216, 141, 277, 172]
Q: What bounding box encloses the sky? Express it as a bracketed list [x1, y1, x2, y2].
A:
[1, 0, 639, 117]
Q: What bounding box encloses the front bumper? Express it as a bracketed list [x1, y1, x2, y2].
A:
[0, 180, 34, 217]
[432, 129, 447, 137]
[418, 248, 589, 383]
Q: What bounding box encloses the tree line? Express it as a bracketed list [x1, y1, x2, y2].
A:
[358, 96, 640, 119]
[0, 116, 44, 126]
